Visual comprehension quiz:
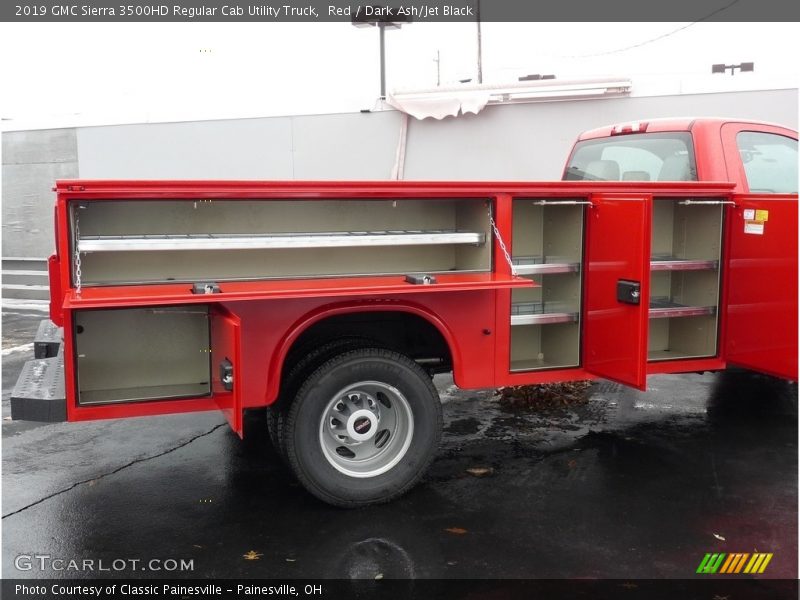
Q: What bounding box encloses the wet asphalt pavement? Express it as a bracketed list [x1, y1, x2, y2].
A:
[2, 308, 797, 580]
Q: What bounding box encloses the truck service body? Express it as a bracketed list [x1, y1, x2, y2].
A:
[12, 118, 798, 506]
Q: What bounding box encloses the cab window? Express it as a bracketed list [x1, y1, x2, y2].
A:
[564, 132, 697, 182]
[736, 131, 798, 194]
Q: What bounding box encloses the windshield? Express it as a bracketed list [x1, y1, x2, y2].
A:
[563, 132, 697, 182]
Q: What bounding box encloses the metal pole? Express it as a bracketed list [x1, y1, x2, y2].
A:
[476, 0, 483, 83]
[379, 23, 386, 98]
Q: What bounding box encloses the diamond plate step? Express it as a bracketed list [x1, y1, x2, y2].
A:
[10, 349, 66, 423]
[34, 319, 62, 359]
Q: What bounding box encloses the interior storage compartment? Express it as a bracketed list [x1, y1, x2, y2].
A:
[72, 199, 490, 286]
[509, 199, 585, 371]
[510, 322, 581, 371]
[648, 200, 723, 360]
[74, 306, 211, 405]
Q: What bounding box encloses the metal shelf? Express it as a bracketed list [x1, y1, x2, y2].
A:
[510, 301, 579, 326]
[650, 255, 718, 272]
[78, 229, 486, 253]
[512, 255, 580, 275]
[510, 358, 579, 372]
[649, 297, 716, 319]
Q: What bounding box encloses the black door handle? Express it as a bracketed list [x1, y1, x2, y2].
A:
[617, 279, 641, 305]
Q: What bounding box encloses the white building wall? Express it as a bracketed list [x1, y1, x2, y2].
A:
[2, 87, 797, 258]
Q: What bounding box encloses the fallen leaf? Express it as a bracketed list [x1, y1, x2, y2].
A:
[567, 460, 577, 469]
[374, 574, 383, 580]
[496, 381, 591, 410]
[444, 527, 468, 535]
[466, 467, 493, 477]
[713, 533, 726, 541]
[243, 550, 263, 560]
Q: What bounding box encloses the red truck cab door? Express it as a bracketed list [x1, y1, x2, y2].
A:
[582, 194, 652, 390]
[719, 123, 798, 380]
[724, 196, 798, 380]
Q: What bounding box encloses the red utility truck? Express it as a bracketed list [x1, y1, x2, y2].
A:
[12, 117, 798, 506]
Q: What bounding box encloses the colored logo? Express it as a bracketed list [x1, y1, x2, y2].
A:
[696, 553, 773, 574]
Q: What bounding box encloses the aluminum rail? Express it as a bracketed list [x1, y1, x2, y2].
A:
[649, 257, 719, 271]
[648, 297, 716, 319]
[78, 230, 486, 252]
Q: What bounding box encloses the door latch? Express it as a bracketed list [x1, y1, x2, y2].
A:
[617, 279, 641, 305]
[192, 281, 221, 294]
[220, 359, 234, 391]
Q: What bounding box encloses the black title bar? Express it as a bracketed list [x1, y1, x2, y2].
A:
[3, 0, 800, 22]
[2, 579, 799, 600]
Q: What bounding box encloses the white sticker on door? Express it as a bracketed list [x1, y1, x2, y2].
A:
[744, 220, 765, 235]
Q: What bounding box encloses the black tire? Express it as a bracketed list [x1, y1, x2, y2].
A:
[267, 337, 377, 464]
[285, 348, 442, 507]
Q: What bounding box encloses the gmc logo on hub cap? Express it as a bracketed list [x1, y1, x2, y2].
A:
[354, 417, 371, 434]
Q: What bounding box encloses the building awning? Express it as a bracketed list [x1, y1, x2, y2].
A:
[387, 77, 632, 120]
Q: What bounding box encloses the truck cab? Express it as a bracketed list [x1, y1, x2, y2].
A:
[563, 117, 798, 193]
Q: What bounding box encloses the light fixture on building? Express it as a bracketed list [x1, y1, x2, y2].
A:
[711, 62, 754, 76]
[519, 74, 556, 81]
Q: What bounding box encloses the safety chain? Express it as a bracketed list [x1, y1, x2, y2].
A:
[487, 203, 517, 276]
[74, 210, 82, 294]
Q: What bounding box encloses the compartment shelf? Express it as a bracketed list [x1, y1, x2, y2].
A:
[78, 383, 211, 405]
[510, 301, 579, 326]
[649, 297, 716, 319]
[72, 198, 492, 285]
[78, 229, 486, 252]
[650, 254, 719, 271]
[510, 358, 576, 372]
[648, 200, 723, 361]
[509, 199, 584, 371]
[511, 255, 581, 275]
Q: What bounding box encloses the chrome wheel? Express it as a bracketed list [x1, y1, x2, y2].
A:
[319, 381, 414, 478]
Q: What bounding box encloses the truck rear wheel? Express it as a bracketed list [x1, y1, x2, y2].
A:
[285, 348, 442, 507]
[268, 337, 378, 464]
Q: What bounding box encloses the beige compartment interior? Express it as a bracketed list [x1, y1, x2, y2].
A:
[648, 200, 723, 361]
[510, 322, 581, 371]
[75, 306, 211, 405]
[73, 199, 491, 285]
[509, 199, 585, 371]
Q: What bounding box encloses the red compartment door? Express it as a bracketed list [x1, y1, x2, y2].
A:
[583, 194, 652, 390]
[211, 307, 243, 436]
[724, 195, 798, 380]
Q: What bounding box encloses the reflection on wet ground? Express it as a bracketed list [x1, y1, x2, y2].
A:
[2, 309, 797, 580]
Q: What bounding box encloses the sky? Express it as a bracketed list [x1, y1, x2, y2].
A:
[0, 21, 797, 128]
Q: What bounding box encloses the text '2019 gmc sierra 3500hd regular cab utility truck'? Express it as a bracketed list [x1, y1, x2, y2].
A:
[11, 117, 798, 507]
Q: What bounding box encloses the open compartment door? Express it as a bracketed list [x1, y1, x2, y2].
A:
[210, 307, 243, 436]
[724, 195, 797, 380]
[583, 195, 652, 390]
